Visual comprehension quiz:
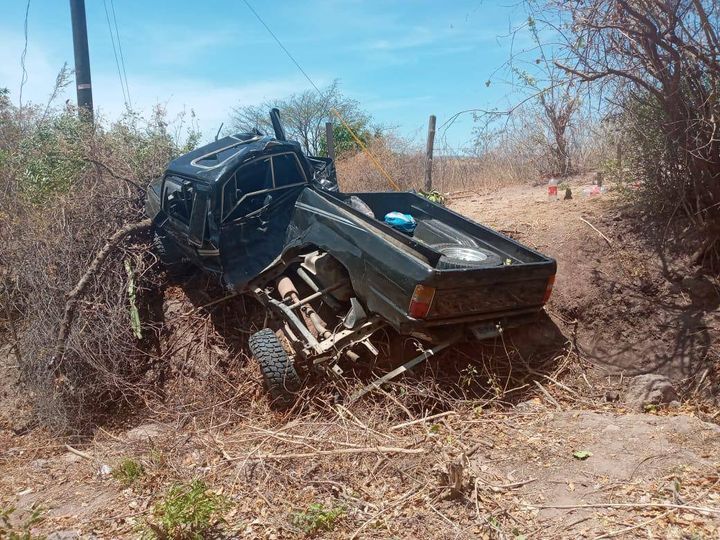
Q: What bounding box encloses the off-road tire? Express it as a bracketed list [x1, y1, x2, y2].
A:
[434, 243, 504, 270]
[153, 232, 191, 275]
[248, 328, 301, 409]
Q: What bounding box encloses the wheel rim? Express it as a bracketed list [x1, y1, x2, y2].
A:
[439, 246, 489, 262]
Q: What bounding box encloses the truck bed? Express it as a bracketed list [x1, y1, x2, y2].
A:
[285, 189, 556, 334]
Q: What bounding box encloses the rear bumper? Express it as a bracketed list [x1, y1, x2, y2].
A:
[399, 308, 544, 343]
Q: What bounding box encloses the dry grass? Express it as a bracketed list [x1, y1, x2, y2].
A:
[334, 126, 607, 195]
[335, 136, 539, 194]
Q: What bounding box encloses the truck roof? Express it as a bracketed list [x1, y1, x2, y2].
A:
[165, 132, 305, 183]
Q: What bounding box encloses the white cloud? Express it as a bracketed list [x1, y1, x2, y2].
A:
[94, 72, 310, 139]
[0, 28, 312, 141]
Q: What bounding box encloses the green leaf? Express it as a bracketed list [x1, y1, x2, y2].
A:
[573, 450, 592, 460]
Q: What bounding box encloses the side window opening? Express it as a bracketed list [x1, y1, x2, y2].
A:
[220, 153, 306, 223]
[272, 153, 305, 187]
[222, 174, 237, 218]
[239, 157, 273, 195]
[188, 192, 209, 246]
[222, 157, 272, 222]
[164, 177, 194, 224]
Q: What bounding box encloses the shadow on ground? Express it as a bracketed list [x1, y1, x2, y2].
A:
[574, 206, 719, 393]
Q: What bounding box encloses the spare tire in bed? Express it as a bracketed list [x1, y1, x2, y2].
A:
[433, 243, 504, 269]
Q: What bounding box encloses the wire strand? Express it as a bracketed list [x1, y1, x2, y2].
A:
[103, 0, 128, 108]
[240, 0, 399, 190]
[19, 0, 30, 110]
[109, 0, 131, 108]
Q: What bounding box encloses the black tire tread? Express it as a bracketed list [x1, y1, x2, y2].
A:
[248, 328, 301, 408]
[153, 232, 191, 275]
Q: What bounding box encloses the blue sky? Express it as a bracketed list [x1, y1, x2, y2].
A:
[1, 1, 532, 151]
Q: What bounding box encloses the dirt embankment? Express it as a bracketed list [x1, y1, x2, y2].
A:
[1, 179, 719, 539]
[453, 181, 719, 388]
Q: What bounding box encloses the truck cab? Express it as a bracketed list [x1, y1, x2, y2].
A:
[146, 122, 336, 282]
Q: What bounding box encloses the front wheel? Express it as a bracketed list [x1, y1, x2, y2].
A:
[248, 328, 301, 409]
[153, 232, 191, 276]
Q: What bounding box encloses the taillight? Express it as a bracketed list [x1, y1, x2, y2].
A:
[408, 285, 436, 319]
[543, 275, 556, 303]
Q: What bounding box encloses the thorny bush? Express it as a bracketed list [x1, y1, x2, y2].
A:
[529, 0, 720, 269]
[0, 83, 199, 432]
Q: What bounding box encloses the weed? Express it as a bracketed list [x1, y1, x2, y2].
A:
[148, 449, 167, 468]
[418, 189, 446, 205]
[0, 504, 45, 540]
[291, 503, 345, 535]
[142, 480, 231, 540]
[112, 458, 144, 486]
[460, 364, 480, 388]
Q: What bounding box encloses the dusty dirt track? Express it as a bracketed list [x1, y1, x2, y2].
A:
[1, 180, 719, 539]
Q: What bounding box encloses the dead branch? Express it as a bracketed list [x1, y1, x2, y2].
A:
[579, 217, 613, 246]
[50, 218, 152, 369]
[389, 411, 457, 431]
[65, 443, 94, 461]
[533, 380, 562, 410]
[527, 501, 720, 515]
[84, 158, 146, 193]
[244, 446, 426, 461]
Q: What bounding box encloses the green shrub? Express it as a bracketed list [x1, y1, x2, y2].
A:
[112, 458, 144, 486]
[291, 503, 345, 535]
[0, 505, 45, 540]
[143, 480, 231, 540]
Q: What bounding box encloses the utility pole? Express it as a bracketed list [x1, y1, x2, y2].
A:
[69, 0, 93, 122]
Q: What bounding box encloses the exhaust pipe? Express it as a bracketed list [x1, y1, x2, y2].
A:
[277, 276, 331, 339]
[269, 108, 287, 141]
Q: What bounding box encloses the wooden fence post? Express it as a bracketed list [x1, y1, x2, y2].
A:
[325, 122, 336, 161]
[424, 115, 436, 191]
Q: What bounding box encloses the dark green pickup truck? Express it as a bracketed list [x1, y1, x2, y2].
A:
[146, 110, 556, 407]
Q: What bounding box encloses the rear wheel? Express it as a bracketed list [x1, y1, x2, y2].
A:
[248, 328, 301, 409]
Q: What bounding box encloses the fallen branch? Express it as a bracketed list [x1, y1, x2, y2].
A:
[533, 380, 562, 410]
[50, 218, 152, 369]
[579, 217, 612, 246]
[479, 477, 536, 492]
[244, 446, 426, 461]
[65, 444, 94, 461]
[594, 509, 675, 540]
[389, 411, 456, 431]
[527, 501, 720, 515]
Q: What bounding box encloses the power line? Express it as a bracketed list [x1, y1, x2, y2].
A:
[240, 0, 399, 190]
[109, 0, 131, 108]
[240, 0, 322, 96]
[103, 0, 129, 108]
[19, 0, 30, 109]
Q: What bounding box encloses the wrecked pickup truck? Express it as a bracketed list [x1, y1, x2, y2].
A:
[146, 109, 557, 406]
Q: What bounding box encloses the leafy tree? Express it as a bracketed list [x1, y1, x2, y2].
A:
[230, 80, 375, 156]
[319, 118, 382, 157]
